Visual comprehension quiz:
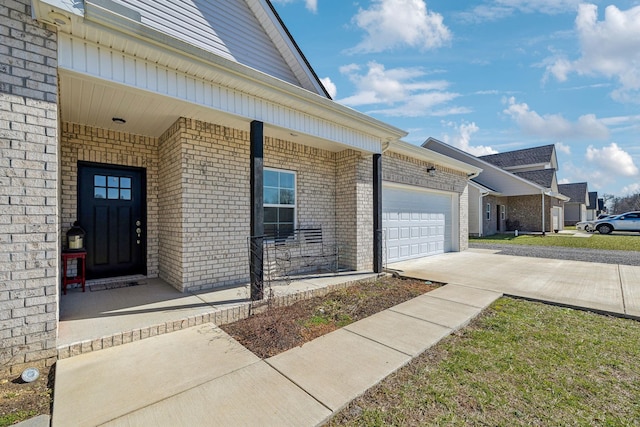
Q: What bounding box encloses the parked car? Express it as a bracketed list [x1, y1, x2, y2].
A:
[594, 211, 640, 234]
[576, 214, 612, 232]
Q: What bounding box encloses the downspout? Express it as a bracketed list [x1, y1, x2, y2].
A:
[375, 140, 392, 272]
[479, 191, 489, 237]
[541, 191, 545, 235]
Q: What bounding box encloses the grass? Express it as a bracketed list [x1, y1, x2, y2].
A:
[0, 410, 39, 427]
[329, 298, 640, 426]
[471, 232, 640, 252]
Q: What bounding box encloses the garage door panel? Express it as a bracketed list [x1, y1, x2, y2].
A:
[383, 185, 453, 263]
[388, 228, 399, 240]
[400, 227, 410, 238]
[388, 247, 399, 259]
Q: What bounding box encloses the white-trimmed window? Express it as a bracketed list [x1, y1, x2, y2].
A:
[500, 205, 506, 221]
[264, 168, 296, 237]
[486, 203, 491, 220]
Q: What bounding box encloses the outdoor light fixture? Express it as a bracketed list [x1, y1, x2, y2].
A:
[47, 12, 70, 26]
[427, 166, 436, 176]
[112, 117, 126, 124]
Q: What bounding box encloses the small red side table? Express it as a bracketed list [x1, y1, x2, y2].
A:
[62, 250, 86, 295]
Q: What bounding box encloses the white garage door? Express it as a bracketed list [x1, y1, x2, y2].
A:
[383, 185, 454, 263]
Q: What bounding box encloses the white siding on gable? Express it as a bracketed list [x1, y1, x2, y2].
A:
[109, 0, 300, 85]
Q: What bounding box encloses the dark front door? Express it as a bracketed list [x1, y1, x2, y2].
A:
[78, 163, 146, 279]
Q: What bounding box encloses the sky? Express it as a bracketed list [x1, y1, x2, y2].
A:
[271, 0, 640, 198]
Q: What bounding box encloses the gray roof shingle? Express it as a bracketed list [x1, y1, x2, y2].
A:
[513, 169, 556, 188]
[558, 182, 589, 204]
[479, 144, 555, 168]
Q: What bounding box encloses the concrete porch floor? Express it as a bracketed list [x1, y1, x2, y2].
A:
[57, 271, 379, 357]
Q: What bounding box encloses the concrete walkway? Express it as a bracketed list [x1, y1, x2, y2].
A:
[51, 250, 640, 426]
[52, 283, 500, 426]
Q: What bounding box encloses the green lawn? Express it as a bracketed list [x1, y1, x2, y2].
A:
[330, 298, 640, 426]
[471, 232, 640, 252]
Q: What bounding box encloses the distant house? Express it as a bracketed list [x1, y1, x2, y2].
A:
[559, 183, 590, 225]
[587, 191, 599, 220]
[423, 139, 569, 236]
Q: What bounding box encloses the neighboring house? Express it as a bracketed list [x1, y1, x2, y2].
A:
[559, 183, 590, 225]
[423, 139, 569, 236]
[1, 0, 479, 374]
[586, 191, 599, 220]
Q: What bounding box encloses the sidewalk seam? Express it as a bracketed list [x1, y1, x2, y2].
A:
[341, 326, 416, 358]
[386, 307, 461, 331]
[618, 264, 627, 315]
[263, 360, 333, 414]
[425, 293, 499, 310]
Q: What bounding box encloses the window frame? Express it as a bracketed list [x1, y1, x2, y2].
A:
[263, 167, 297, 237]
[486, 203, 491, 221]
[500, 205, 506, 221]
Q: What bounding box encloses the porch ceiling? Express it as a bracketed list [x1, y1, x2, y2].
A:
[60, 70, 351, 152]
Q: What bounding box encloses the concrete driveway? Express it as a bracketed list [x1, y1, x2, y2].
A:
[388, 248, 640, 319]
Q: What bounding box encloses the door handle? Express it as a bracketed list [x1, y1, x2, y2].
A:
[136, 221, 142, 244]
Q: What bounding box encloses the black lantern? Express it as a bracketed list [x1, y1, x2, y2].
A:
[66, 221, 86, 251]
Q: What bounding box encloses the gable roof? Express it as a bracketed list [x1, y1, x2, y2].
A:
[479, 144, 555, 169]
[34, 0, 329, 96]
[513, 169, 556, 188]
[558, 182, 589, 204]
[423, 138, 570, 201]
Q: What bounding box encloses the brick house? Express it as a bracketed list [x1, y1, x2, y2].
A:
[1, 0, 480, 374]
[423, 139, 569, 236]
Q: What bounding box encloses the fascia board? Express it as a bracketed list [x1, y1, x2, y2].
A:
[249, 0, 329, 97]
[502, 163, 550, 171]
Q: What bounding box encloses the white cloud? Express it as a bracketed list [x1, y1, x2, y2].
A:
[621, 183, 640, 195]
[348, 0, 451, 53]
[271, 0, 317, 13]
[502, 97, 609, 139]
[546, 4, 640, 102]
[457, 0, 581, 22]
[555, 142, 571, 155]
[558, 177, 571, 184]
[585, 143, 639, 177]
[441, 121, 498, 156]
[337, 61, 466, 118]
[319, 77, 337, 98]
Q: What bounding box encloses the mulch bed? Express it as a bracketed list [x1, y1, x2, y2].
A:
[221, 276, 440, 358]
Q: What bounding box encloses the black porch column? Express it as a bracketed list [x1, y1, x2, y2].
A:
[250, 120, 264, 301]
[373, 153, 383, 273]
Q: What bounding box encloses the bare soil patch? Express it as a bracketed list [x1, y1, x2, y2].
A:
[0, 367, 52, 427]
[221, 276, 439, 358]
